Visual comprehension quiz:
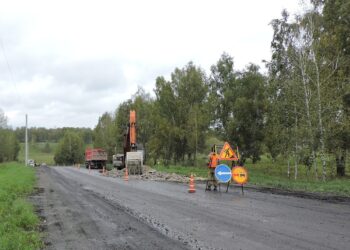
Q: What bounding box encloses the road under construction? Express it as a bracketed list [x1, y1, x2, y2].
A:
[32, 166, 350, 250]
[31, 110, 350, 249]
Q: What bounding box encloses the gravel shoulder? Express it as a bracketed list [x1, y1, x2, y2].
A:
[33, 166, 350, 250]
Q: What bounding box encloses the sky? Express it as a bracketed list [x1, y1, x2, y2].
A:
[0, 0, 302, 129]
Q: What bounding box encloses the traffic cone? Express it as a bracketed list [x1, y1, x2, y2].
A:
[188, 174, 196, 193]
[124, 167, 129, 181]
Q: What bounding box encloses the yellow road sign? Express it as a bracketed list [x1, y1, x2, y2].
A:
[219, 142, 238, 161]
[232, 166, 248, 184]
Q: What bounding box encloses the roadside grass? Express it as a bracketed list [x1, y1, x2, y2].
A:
[152, 154, 350, 196]
[0, 162, 42, 250]
[247, 168, 350, 196]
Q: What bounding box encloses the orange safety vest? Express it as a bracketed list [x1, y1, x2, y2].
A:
[209, 154, 219, 168]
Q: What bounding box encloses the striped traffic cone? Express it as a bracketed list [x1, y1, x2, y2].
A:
[188, 174, 196, 193]
[124, 167, 129, 181]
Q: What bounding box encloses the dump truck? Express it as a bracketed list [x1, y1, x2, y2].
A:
[85, 148, 107, 169]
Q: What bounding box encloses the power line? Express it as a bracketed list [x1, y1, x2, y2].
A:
[0, 37, 19, 94]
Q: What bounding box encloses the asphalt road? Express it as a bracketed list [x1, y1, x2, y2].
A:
[33, 166, 350, 250]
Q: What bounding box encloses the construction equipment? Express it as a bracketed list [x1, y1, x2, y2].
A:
[114, 110, 143, 174]
[124, 167, 129, 181]
[188, 174, 196, 193]
[85, 148, 107, 169]
[112, 154, 124, 169]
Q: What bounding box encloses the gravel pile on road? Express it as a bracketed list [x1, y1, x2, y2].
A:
[104, 166, 207, 183]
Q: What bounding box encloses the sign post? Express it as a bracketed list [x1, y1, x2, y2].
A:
[232, 166, 248, 195]
[215, 164, 232, 183]
[219, 142, 239, 161]
[207, 142, 246, 193]
[214, 164, 232, 192]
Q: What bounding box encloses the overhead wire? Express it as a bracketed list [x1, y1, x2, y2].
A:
[0, 36, 20, 100]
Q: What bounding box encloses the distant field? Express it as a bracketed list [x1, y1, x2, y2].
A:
[18, 143, 94, 166]
[18, 142, 57, 165]
[0, 162, 42, 249]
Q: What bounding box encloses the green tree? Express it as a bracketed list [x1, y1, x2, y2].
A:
[0, 129, 20, 162]
[233, 65, 267, 163]
[0, 108, 8, 128]
[267, 10, 310, 179]
[210, 54, 266, 163]
[114, 99, 133, 154]
[54, 131, 84, 165]
[209, 52, 236, 132]
[93, 112, 115, 162]
[321, 0, 350, 176]
[0, 109, 19, 162]
[151, 62, 209, 165]
[266, 1, 350, 179]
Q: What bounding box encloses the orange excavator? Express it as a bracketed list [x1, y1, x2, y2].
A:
[120, 110, 143, 174]
[124, 110, 137, 153]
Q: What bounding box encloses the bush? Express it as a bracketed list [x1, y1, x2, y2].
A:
[54, 131, 84, 165]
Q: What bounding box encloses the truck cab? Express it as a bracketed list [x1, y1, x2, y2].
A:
[112, 154, 124, 169]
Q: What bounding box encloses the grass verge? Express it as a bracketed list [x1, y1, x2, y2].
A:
[0, 162, 42, 250]
[153, 160, 350, 197]
[247, 168, 350, 196]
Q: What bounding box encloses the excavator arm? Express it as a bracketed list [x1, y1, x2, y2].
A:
[123, 110, 137, 155]
[129, 110, 137, 151]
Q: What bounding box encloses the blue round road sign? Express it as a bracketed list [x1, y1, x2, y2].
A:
[215, 164, 232, 183]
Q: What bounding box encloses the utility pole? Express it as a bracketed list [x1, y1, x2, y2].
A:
[195, 110, 198, 167]
[25, 114, 28, 166]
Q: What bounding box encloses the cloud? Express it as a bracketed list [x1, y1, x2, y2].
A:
[0, 0, 301, 128]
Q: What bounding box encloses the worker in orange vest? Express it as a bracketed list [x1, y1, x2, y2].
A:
[207, 147, 219, 191]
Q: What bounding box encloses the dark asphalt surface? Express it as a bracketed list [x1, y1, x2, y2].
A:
[33, 166, 350, 250]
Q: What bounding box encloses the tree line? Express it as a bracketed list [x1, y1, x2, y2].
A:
[14, 127, 93, 144]
[265, 0, 349, 179]
[93, 0, 349, 179]
[94, 59, 266, 166]
[0, 109, 20, 162]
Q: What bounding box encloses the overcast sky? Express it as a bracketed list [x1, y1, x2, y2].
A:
[0, 0, 302, 129]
